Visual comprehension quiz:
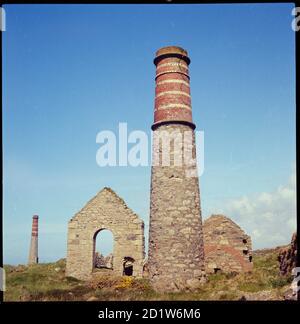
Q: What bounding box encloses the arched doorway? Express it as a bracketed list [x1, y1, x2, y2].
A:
[123, 257, 135, 276]
[93, 229, 114, 270]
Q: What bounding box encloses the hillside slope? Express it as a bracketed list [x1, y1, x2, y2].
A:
[4, 248, 293, 301]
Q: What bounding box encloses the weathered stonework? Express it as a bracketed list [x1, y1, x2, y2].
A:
[66, 187, 145, 280]
[148, 46, 206, 292]
[203, 215, 253, 273]
[94, 252, 113, 269]
[278, 232, 297, 276]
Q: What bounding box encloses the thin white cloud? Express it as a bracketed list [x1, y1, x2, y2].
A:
[208, 166, 296, 249]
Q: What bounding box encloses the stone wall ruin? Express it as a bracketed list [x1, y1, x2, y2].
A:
[66, 187, 145, 280]
[203, 214, 253, 274]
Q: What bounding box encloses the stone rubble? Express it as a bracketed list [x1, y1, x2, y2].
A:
[278, 233, 297, 276]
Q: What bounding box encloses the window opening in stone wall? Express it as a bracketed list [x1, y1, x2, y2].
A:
[93, 229, 114, 271]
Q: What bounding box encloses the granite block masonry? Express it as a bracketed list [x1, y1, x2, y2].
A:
[148, 46, 206, 292]
[28, 215, 39, 264]
[66, 187, 145, 280]
[203, 215, 253, 273]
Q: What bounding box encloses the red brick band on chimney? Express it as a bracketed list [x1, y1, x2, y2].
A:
[152, 46, 195, 130]
[31, 216, 39, 237]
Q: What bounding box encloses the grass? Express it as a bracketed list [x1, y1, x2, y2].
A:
[4, 259, 86, 301]
[237, 252, 293, 293]
[4, 249, 292, 301]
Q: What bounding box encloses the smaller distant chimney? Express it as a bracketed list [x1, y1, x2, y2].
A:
[28, 215, 39, 264]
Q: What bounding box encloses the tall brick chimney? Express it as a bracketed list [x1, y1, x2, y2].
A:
[148, 46, 206, 292]
[152, 46, 194, 128]
[28, 215, 39, 264]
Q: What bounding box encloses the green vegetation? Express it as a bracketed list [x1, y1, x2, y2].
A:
[4, 249, 292, 301]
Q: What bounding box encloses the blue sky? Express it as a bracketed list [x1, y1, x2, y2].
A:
[3, 4, 296, 264]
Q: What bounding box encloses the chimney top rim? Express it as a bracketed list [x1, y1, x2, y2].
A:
[156, 46, 188, 56]
[154, 46, 190, 65]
